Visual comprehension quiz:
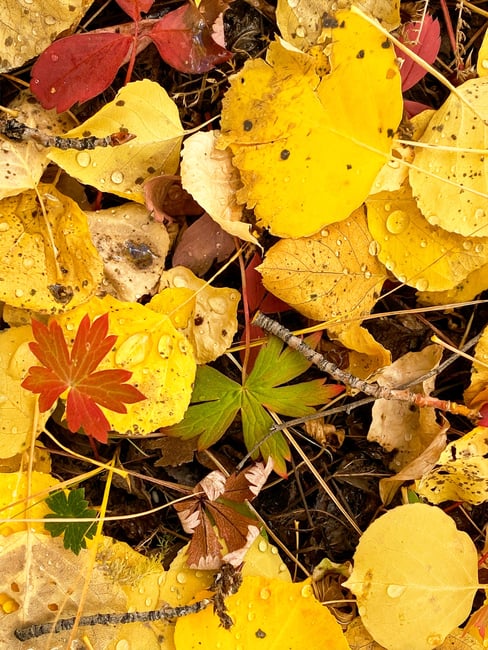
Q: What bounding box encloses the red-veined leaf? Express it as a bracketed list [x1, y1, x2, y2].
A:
[149, 3, 231, 74]
[30, 33, 133, 112]
[21, 314, 146, 443]
[115, 0, 154, 21]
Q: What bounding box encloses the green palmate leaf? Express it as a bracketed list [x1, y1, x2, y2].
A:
[166, 335, 344, 476]
[44, 488, 97, 555]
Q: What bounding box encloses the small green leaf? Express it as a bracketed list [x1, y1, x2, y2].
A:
[166, 335, 343, 476]
[44, 488, 97, 555]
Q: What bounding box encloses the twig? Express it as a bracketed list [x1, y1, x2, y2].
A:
[252, 312, 481, 421]
[0, 117, 135, 150]
[14, 599, 211, 641]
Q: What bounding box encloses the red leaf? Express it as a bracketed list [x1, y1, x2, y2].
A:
[21, 314, 146, 443]
[149, 3, 231, 74]
[115, 0, 154, 21]
[396, 16, 441, 92]
[30, 33, 133, 112]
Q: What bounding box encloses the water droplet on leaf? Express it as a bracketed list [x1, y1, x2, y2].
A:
[386, 210, 409, 234]
[76, 152, 91, 168]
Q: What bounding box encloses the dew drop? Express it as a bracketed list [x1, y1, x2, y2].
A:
[419, 239, 427, 248]
[172, 275, 187, 288]
[50, 53, 59, 62]
[270, 546, 278, 555]
[342, 268, 349, 275]
[145, 597, 152, 607]
[0, 395, 8, 404]
[44, 14, 56, 24]
[368, 240, 380, 256]
[386, 584, 406, 598]
[259, 588, 271, 600]
[195, 571, 204, 578]
[22, 256, 34, 269]
[426, 634, 443, 647]
[278, 563, 288, 573]
[115, 334, 150, 366]
[415, 278, 429, 292]
[475, 243, 484, 253]
[475, 208, 485, 219]
[385, 259, 395, 271]
[247, 611, 256, 621]
[158, 334, 173, 359]
[336, 238, 342, 246]
[384, 202, 391, 211]
[462, 240, 473, 251]
[0, 222, 9, 232]
[387, 159, 400, 169]
[158, 574, 165, 585]
[258, 539, 267, 552]
[301, 584, 313, 598]
[76, 151, 91, 168]
[296, 25, 307, 37]
[385, 210, 409, 234]
[321, 229, 329, 237]
[15, 288, 24, 298]
[429, 214, 440, 226]
[208, 296, 228, 315]
[288, 0, 299, 7]
[111, 170, 124, 184]
[176, 572, 187, 584]
[397, 274, 407, 283]
[115, 640, 130, 650]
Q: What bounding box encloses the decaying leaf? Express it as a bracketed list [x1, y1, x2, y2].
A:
[0, 184, 104, 313]
[174, 460, 273, 570]
[0, 471, 59, 536]
[409, 76, 488, 238]
[367, 345, 444, 468]
[55, 294, 196, 435]
[0, 326, 52, 458]
[0, 0, 93, 73]
[0, 91, 75, 200]
[343, 504, 479, 650]
[181, 130, 258, 244]
[258, 207, 388, 323]
[48, 80, 184, 203]
[464, 324, 488, 411]
[218, 9, 402, 237]
[0, 532, 167, 650]
[87, 202, 170, 302]
[153, 266, 240, 364]
[415, 427, 488, 505]
[366, 184, 488, 292]
[174, 575, 350, 649]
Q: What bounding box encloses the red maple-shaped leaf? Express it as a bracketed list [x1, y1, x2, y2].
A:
[30, 32, 133, 112]
[149, 2, 232, 74]
[21, 314, 146, 443]
[174, 460, 273, 569]
[115, 0, 154, 21]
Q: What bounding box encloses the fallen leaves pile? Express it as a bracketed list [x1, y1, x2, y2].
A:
[1, 0, 488, 648]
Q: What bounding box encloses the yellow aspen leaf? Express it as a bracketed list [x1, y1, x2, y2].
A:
[416, 427, 488, 505]
[409, 77, 488, 238]
[0, 325, 53, 458]
[153, 266, 240, 364]
[0, 91, 75, 200]
[180, 131, 258, 245]
[343, 504, 479, 650]
[477, 28, 488, 77]
[0, 0, 93, 73]
[258, 207, 387, 323]
[0, 184, 103, 313]
[218, 9, 402, 238]
[328, 321, 391, 380]
[417, 261, 488, 306]
[0, 531, 167, 649]
[367, 184, 488, 292]
[55, 294, 196, 435]
[0, 471, 59, 536]
[174, 575, 350, 650]
[49, 80, 184, 203]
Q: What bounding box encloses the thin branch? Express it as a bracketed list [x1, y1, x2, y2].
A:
[252, 312, 481, 421]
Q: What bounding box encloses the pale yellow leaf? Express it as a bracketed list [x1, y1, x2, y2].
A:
[366, 184, 488, 292]
[369, 142, 413, 195]
[0, 183, 104, 313]
[409, 77, 488, 238]
[0, 532, 168, 649]
[152, 266, 240, 364]
[0, 325, 53, 458]
[464, 324, 488, 408]
[0, 91, 75, 200]
[416, 427, 488, 505]
[55, 294, 196, 434]
[49, 80, 184, 202]
[258, 207, 388, 322]
[417, 261, 488, 306]
[328, 321, 391, 380]
[477, 28, 488, 77]
[87, 202, 170, 302]
[0, 0, 93, 73]
[218, 10, 402, 237]
[368, 345, 444, 467]
[180, 131, 258, 244]
[343, 503, 479, 650]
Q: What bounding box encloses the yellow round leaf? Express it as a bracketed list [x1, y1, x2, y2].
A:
[258, 207, 387, 322]
[55, 295, 196, 434]
[366, 184, 488, 292]
[0, 184, 103, 313]
[344, 504, 479, 650]
[49, 80, 184, 203]
[409, 77, 488, 238]
[219, 9, 402, 237]
[174, 576, 350, 650]
[0, 325, 53, 458]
